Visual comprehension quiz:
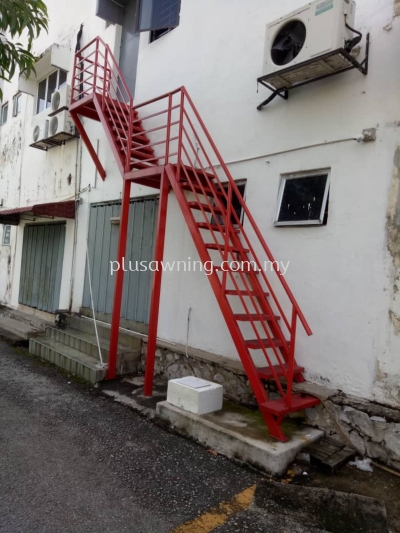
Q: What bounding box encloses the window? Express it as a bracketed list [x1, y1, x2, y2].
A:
[150, 28, 173, 42]
[36, 69, 68, 114]
[212, 182, 246, 226]
[275, 170, 330, 226]
[2, 225, 11, 245]
[139, 0, 181, 41]
[1, 102, 9, 125]
[12, 93, 22, 117]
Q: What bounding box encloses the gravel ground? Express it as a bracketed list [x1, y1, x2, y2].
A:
[0, 340, 396, 533]
[0, 341, 260, 533]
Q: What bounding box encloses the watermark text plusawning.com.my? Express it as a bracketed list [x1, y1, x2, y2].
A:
[110, 258, 290, 276]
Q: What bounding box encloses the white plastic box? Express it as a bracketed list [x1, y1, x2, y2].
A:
[167, 377, 223, 415]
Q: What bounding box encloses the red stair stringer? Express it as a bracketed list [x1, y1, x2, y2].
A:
[165, 164, 318, 442]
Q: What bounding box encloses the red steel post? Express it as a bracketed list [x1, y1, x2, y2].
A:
[143, 169, 170, 396]
[107, 178, 131, 379]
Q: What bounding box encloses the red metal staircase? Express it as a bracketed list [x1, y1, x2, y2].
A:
[70, 37, 319, 442]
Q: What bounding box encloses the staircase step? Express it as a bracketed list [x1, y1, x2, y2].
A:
[245, 337, 286, 349]
[257, 363, 304, 380]
[29, 337, 107, 384]
[181, 182, 225, 198]
[129, 148, 157, 162]
[234, 313, 280, 322]
[206, 243, 249, 253]
[66, 316, 142, 350]
[215, 265, 257, 273]
[119, 145, 156, 163]
[196, 223, 240, 234]
[115, 137, 154, 155]
[260, 394, 320, 416]
[188, 202, 223, 213]
[129, 161, 153, 171]
[225, 289, 269, 297]
[46, 327, 140, 373]
[178, 165, 216, 183]
[110, 125, 150, 145]
[106, 105, 130, 118]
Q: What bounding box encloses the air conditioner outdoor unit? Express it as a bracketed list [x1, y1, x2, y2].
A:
[51, 85, 71, 114]
[48, 111, 76, 141]
[31, 120, 50, 149]
[262, 0, 356, 77]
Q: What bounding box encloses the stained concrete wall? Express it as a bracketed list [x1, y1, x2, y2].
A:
[0, 0, 122, 314]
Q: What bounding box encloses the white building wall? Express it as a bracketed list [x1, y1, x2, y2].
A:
[0, 0, 125, 315]
[131, 0, 400, 402]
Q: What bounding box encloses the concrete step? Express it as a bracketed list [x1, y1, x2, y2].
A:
[46, 327, 140, 374]
[0, 316, 44, 340]
[0, 305, 54, 331]
[29, 337, 107, 384]
[66, 316, 142, 351]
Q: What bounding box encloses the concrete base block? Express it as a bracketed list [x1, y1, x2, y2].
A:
[167, 377, 223, 415]
[156, 400, 324, 476]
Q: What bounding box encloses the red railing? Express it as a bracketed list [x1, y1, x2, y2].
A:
[128, 88, 312, 406]
[71, 37, 133, 172]
[71, 38, 312, 407]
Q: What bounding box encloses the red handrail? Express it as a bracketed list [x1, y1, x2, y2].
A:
[127, 87, 312, 336]
[71, 39, 312, 406]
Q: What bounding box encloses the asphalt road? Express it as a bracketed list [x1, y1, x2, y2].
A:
[0, 340, 264, 533]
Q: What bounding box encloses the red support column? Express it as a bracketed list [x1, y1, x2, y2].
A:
[107, 178, 131, 379]
[143, 169, 170, 396]
[70, 112, 106, 180]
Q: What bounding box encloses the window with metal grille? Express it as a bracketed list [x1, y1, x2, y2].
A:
[2, 225, 11, 245]
[139, 0, 181, 41]
[275, 170, 330, 226]
[36, 69, 67, 115]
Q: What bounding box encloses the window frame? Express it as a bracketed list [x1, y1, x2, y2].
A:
[274, 168, 331, 227]
[212, 180, 247, 226]
[36, 69, 68, 115]
[149, 27, 174, 43]
[12, 93, 22, 117]
[138, 0, 181, 34]
[1, 102, 9, 125]
[2, 225, 11, 246]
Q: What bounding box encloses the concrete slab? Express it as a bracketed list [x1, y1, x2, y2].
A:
[156, 400, 324, 476]
[0, 316, 43, 341]
[0, 306, 53, 331]
[0, 326, 28, 346]
[101, 376, 168, 419]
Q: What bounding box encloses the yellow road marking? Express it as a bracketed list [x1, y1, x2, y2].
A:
[170, 484, 256, 533]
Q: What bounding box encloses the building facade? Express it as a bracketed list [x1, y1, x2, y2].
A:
[0, 0, 399, 431]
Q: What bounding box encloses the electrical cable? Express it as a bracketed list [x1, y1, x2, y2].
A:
[344, 17, 363, 51]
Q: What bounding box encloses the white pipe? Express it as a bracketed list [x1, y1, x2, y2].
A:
[85, 240, 105, 365]
[79, 314, 176, 346]
[209, 136, 358, 168]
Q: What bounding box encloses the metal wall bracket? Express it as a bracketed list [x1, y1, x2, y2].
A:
[257, 33, 370, 111]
